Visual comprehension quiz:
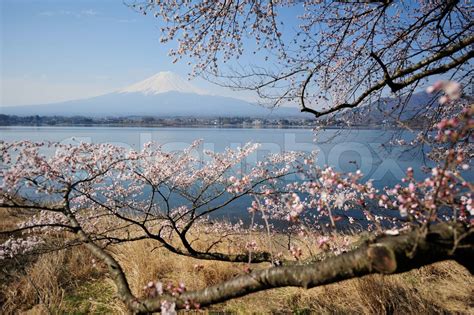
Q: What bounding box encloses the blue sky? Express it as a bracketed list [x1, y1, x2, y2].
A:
[0, 1, 455, 108]
[1, 0, 260, 106]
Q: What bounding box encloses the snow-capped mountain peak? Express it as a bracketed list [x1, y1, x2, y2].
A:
[118, 71, 208, 95]
[1, 71, 309, 118]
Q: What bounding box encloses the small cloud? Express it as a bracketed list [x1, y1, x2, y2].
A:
[81, 9, 98, 16]
[38, 9, 99, 18]
[59, 10, 73, 16]
[36, 9, 136, 23]
[38, 11, 55, 16]
[116, 18, 136, 23]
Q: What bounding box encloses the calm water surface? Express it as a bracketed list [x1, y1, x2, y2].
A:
[3, 126, 471, 221]
[0, 126, 437, 185]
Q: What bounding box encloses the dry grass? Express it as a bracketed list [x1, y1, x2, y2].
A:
[0, 208, 119, 314]
[1, 207, 473, 314]
[111, 238, 474, 314]
[0, 245, 113, 314]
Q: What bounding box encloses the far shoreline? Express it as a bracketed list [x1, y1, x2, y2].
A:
[0, 123, 419, 131]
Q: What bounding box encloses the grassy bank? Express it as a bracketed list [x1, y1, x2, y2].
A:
[1, 209, 473, 314]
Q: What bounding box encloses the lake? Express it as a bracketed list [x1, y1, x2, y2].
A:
[0, 126, 432, 187]
[4, 126, 470, 222]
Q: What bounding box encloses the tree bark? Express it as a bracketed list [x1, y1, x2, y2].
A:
[120, 222, 473, 313]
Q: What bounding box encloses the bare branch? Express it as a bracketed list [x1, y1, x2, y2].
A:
[304, 36, 474, 117]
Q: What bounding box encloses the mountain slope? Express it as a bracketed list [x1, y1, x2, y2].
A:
[335, 92, 439, 125]
[5, 71, 435, 120]
[1, 72, 306, 118]
[1, 91, 304, 117]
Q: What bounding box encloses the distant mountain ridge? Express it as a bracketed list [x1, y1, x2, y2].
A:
[1, 72, 440, 122]
[1, 72, 306, 118]
[336, 91, 439, 126]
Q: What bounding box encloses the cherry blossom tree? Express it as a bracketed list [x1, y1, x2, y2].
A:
[2, 0, 474, 309]
[0, 140, 303, 262]
[1, 82, 472, 312]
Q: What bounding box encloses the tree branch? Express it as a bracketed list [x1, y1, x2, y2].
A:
[103, 222, 473, 313]
[302, 36, 474, 117]
[370, 51, 403, 92]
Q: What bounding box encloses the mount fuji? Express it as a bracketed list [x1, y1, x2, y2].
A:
[118, 72, 207, 96]
[1, 72, 305, 117]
